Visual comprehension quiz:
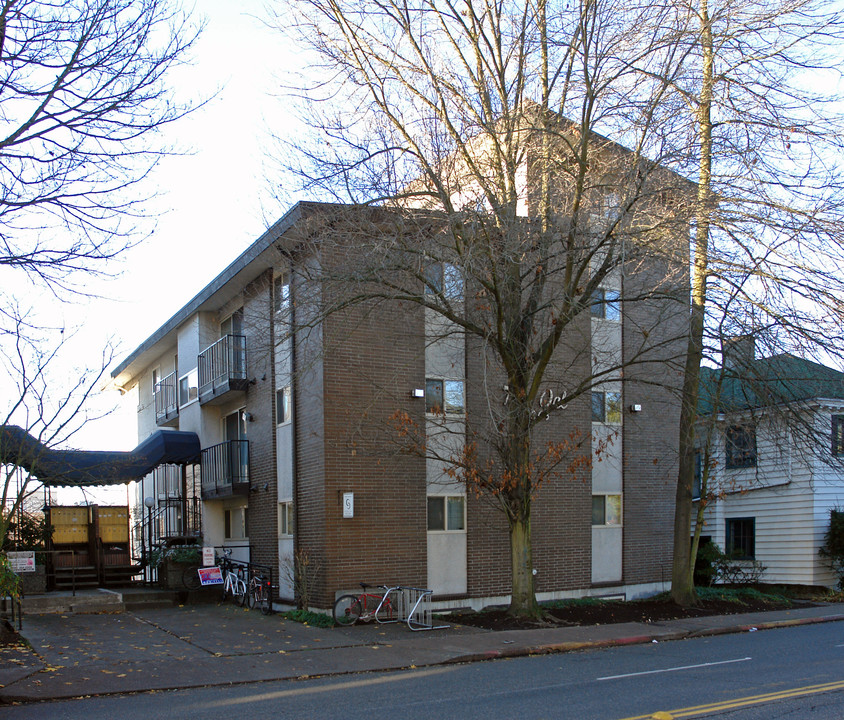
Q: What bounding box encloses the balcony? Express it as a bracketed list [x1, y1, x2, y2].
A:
[201, 440, 249, 499]
[154, 372, 179, 426]
[198, 334, 248, 405]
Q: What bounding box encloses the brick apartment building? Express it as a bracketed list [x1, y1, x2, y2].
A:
[110, 196, 687, 611]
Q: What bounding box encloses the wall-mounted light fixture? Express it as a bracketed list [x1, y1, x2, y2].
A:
[243, 412, 254, 422]
[629, 404, 642, 413]
[412, 388, 425, 398]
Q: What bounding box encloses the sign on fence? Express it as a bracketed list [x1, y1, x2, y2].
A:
[197, 566, 223, 586]
[7, 551, 35, 573]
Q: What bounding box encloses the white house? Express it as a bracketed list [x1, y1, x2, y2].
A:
[695, 337, 844, 587]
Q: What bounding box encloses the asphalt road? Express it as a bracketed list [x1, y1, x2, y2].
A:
[3, 621, 842, 719]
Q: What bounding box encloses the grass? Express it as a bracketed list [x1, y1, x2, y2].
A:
[542, 596, 609, 610]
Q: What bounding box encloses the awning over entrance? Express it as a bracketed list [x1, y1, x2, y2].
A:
[0, 426, 201, 487]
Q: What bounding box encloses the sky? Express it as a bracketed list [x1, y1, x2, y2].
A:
[49, 1, 298, 504]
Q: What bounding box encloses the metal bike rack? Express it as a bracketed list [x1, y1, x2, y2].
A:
[394, 586, 449, 631]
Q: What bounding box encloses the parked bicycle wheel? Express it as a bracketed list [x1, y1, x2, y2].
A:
[182, 565, 202, 591]
[333, 594, 362, 626]
[235, 578, 248, 607]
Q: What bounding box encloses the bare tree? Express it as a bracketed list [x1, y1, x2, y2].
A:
[667, 0, 844, 605]
[272, 0, 693, 617]
[0, 0, 199, 298]
[0, 313, 113, 546]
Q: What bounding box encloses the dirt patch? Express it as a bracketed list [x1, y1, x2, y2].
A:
[445, 593, 819, 631]
[0, 619, 21, 646]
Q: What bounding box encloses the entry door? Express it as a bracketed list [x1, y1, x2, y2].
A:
[224, 410, 248, 483]
[220, 310, 245, 377]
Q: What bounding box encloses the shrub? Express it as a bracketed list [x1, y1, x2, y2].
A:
[820, 508, 844, 590]
[698, 543, 766, 586]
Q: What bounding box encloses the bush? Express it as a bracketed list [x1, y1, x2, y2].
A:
[281, 609, 334, 628]
[694, 541, 720, 586]
[820, 508, 844, 590]
[697, 543, 766, 586]
[0, 554, 20, 600]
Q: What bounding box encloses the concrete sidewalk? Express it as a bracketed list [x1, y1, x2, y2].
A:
[2, 597, 842, 704]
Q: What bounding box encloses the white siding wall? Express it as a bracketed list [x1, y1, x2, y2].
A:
[696, 409, 844, 587]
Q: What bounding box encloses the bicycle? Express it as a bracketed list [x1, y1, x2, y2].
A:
[220, 550, 247, 606]
[181, 564, 202, 591]
[248, 572, 273, 615]
[333, 583, 396, 626]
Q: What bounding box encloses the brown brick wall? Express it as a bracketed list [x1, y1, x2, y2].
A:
[316, 298, 427, 606]
[621, 237, 688, 586]
[241, 271, 279, 581]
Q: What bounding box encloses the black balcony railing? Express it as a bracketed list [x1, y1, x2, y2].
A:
[198, 334, 247, 404]
[154, 372, 179, 425]
[201, 440, 249, 498]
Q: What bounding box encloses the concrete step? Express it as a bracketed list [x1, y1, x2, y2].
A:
[22, 589, 124, 615]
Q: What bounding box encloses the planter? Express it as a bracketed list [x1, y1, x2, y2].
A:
[20, 564, 47, 595]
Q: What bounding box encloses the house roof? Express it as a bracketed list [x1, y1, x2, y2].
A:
[699, 353, 844, 415]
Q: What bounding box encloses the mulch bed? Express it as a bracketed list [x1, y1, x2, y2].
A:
[445, 594, 819, 631]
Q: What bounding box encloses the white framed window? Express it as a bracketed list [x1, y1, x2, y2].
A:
[276, 385, 292, 425]
[424, 262, 463, 298]
[427, 495, 465, 531]
[224, 506, 248, 539]
[178, 368, 198, 407]
[152, 367, 160, 395]
[278, 502, 294, 537]
[591, 390, 622, 423]
[590, 288, 620, 321]
[592, 494, 622, 526]
[425, 378, 465, 415]
[274, 272, 290, 314]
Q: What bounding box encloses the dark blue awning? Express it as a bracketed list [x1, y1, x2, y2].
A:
[0, 426, 200, 487]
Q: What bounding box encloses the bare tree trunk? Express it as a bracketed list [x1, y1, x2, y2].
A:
[671, 0, 714, 607]
[509, 514, 539, 617]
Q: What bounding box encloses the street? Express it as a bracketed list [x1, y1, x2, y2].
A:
[3, 621, 842, 719]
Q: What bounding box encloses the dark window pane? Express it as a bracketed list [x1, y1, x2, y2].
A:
[726, 425, 756, 468]
[591, 392, 605, 422]
[833, 415, 844, 456]
[427, 497, 445, 531]
[726, 517, 755, 559]
[592, 496, 605, 525]
[424, 262, 443, 294]
[426, 379, 444, 414]
[590, 288, 604, 317]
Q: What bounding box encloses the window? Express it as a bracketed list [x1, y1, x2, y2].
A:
[274, 272, 290, 314]
[276, 385, 292, 425]
[178, 369, 198, 407]
[590, 288, 620, 321]
[278, 502, 293, 536]
[425, 379, 465, 415]
[725, 517, 755, 559]
[833, 415, 844, 456]
[152, 367, 160, 395]
[224, 507, 247, 540]
[725, 425, 756, 468]
[427, 496, 465, 531]
[591, 391, 622, 423]
[591, 494, 622, 526]
[220, 309, 243, 337]
[424, 262, 463, 298]
[693, 451, 702, 501]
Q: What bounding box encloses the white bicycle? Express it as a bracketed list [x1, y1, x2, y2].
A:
[220, 549, 248, 606]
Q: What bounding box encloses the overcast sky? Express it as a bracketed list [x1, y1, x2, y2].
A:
[53, 2, 296, 503]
